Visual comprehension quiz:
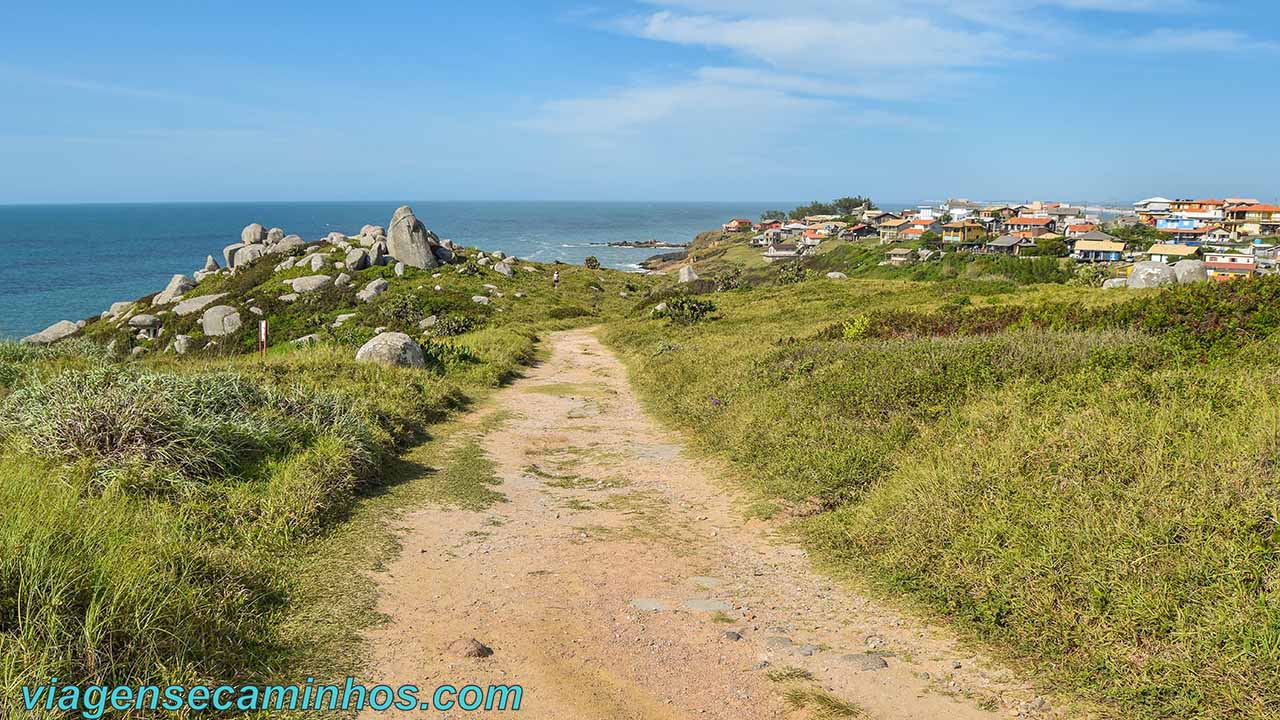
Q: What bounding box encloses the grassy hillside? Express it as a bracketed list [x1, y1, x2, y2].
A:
[0, 238, 656, 715]
[604, 275, 1280, 719]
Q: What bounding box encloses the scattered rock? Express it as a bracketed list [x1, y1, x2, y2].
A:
[951, 660, 963, 669]
[290, 275, 333, 293]
[842, 654, 889, 671]
[721, 630, 743, 642]
[394, 261, 405, 277]
[234, 244, 267, 268]
[471, 295, 491, 305]
[153, 274, 196, 305]
[356, 278, 389, 303]
[765, 636, 794, 648]
[278, 293, 299, 303]
[419, 315, 438, 329]
[21, 320, 80, 345]
[335, 272, 352, 288]
[493, 261, 514, 278]
[200, 305, 242, 336]
[174, 293, 228, 316]
[332, 313, 356, 328]
[266, 227, 285, 245]
[446, 639, 493, 659]
[795, 644, 820, 657]
[128, 314, 162, 329]
[309, 254, 326, 272]
[202, 255, 220, 272]
[345, 248, 371, 271]
[1101, 278, 1127, 289]
[629, 598, 666, 612]
[865, 634, 885, 649]
[171, 335, 193, 355]
[1127, 260, 1177, 289]
[355, 332, 427, 369]
[274, 234, 305, 253]
[106, 301, 134, 318]
[275, 257, 298, 272]
[678, 266, 699, 283]
[291, 334, 321, 346]
[826, 271, 848, 280]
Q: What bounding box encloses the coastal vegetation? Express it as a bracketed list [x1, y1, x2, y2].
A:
[605, 274, 1280, 720]
[0, 225, 657, 714]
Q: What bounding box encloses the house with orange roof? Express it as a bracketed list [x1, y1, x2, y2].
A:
[722, 218, 753, 233]
[1065, 223, 1096, 238]
[878, 218, 912, 243]
[1225, 204, 1280, 237]
[1003, 216, 1055, 237]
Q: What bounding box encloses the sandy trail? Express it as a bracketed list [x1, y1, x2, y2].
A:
[359, 328, 1060, 719]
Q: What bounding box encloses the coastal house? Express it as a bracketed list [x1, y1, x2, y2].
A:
[863, 210, 899, 227]
[878, 218, 912, 243]
[986, 234, 1022, 255]
[941, 220, 985, 245]
[1224, 204, 1280, 238]
[1134, 197, 1172, 224]
[839, 223, 875, 239]
[885, 247, 915, 266]
[1204, 252, 1257, 280]
[978, 205, 1018, 220]
[781, 222, 808, 237]
[1145, 243, 1199, 263]
[1003, 216, 1055, 237]
[1046, 206, 1084, 226]
[762, 242, 803, 262]
[722, 218, 753, 233]
[1157, 226, 1214, 245]
[1065, 223, 1096, 238]
[760, 219, 784, 231]
[1169, 199, 1226, 224]
[801, 228, 827, 247]
[1072, 231, 1126, 262]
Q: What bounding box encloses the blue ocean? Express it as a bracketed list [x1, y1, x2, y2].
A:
[0, 201, 784, 339]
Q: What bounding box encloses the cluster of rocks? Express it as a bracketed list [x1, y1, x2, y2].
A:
[1105, 259, 1208, 289]
[20, 205, 533, 358]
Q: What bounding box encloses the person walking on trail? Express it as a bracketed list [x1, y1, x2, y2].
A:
[552, 270, 560, 289]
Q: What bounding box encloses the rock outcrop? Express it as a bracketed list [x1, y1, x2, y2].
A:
[153, 274, 196, 305]
[387, 205, 440, 269]
[1173, 259, 1208, 284]
[200, 305, 242, 336]
[174, 293, 228, 316]
[355, 332, 426, 369]
[1127, 261, 1178, 289]
[241, 223, 267, 245]
[21, 320, 79, 345]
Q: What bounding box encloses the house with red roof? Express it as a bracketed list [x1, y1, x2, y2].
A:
[1003, 216, 1055, 237]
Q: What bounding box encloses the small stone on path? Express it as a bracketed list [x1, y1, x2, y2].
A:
[842, 654, 889, 671]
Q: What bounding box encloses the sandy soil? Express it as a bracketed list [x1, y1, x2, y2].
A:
[358, 328, 1067, 719]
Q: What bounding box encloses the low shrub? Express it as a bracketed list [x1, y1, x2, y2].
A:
[652, 297, 717, 325]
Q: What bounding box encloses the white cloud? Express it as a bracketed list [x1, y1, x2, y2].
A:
[1127, 28, 1280, 53]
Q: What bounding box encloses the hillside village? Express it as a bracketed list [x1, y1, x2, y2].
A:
[724, 196, 1280, 283]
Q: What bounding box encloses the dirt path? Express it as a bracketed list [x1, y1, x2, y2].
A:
[359, 328, 1064, 719]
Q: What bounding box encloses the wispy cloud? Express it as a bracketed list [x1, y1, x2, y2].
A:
[1126, 28, 1280, 52]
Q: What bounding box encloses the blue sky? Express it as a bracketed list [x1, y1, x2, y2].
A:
[1, 0, 1276, 204]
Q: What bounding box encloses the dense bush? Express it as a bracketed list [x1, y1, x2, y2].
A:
[652, 297, 717, 325]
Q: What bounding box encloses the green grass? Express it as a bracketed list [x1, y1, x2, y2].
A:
[767, 666, 815, 682]
[603, 274, 1280, 720]
[783, 687, 865, 719]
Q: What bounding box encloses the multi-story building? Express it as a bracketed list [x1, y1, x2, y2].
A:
[1204, 252, 1258, 280]
[1224, 204, 1280, 238]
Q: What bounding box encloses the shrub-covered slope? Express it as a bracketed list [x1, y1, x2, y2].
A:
[604, 275, 1280, 719]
